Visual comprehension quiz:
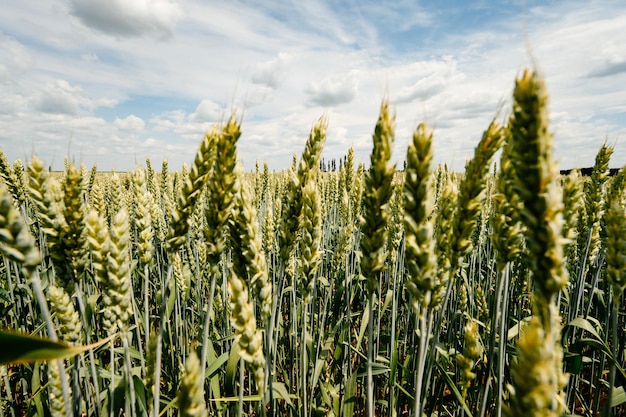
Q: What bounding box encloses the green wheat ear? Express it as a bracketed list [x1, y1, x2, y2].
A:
[0, 185, 41, 276]
[144, 333, 158, 416]
[361, 100, 396, 294]
[403, 122, 439, 313]
[508, 69, 568, 307]
[59, 162, 88, 291]
[27, 155, 54, 227]
[230, 167, 272, 320]
[451, 119, 504, 270]
[168, 123, 219, 252]
[561, 169, 583, 259]
[506, 68, 568, 417]
[298, 176, 323, 303]
[278, 117, 326, 267]
[133, 167, 155, 265]
[203, 116, 240, 269]
[0, 149, 25, 207]
[604, 167, 626, 306]
[507, 313, 566, 416]
[456, 319, 483, 399]
[47, 360, 69, 417]
[227, 268, 265, 393]
[102, 208, 133, 334]
[178, 351, 207, 417]
[491, 139, 525, 269]
[48, 285, 83, 346]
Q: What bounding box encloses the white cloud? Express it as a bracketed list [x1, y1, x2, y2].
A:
[31, 80, 117, 116]
[286, 2, 358, 46]
[33, 80, 87, 114]
[306, 73, 358, 107]
[0, 94, 28, 115]
[0, 34, 34, 82]
[150, 109, 187, 131]
[244, 85, 273, 108]
[149, 105, 218, 143]
[589, 60, 626, 78]
[70, 0, 184, 40]
[251, 53, 292, 89]
[92, 98, 119, 110]
[396, 63, 465, 104]
[115, 114, 145, 133]
[359, 1, 434, 32]
[81, 52, 99, 62]
[143, 137, 158, 147]
[190, 99, 220, 123]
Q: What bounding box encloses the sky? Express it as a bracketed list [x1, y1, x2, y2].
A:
[1, 0, 625, 172]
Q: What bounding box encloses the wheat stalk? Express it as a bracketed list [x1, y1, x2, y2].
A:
[506, 69, 568, 417]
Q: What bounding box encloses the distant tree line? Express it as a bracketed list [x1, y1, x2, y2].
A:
[560, 167, 620, 176]
[320, 157, 409, 172]
[319, 157, 617, 176]
[319, 156, 348, 172]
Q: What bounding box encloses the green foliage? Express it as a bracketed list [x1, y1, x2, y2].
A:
[0, 330, 112, 365]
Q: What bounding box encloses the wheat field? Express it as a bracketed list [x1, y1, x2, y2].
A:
[1, 69, 625, 417]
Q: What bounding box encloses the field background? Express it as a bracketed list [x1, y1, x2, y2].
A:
[1, 70, 625, 417]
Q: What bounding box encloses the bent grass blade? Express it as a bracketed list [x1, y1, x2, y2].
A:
[0, 330, 114, 365]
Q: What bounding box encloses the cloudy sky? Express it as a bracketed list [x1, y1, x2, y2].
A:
[1, 0, 625, 172]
